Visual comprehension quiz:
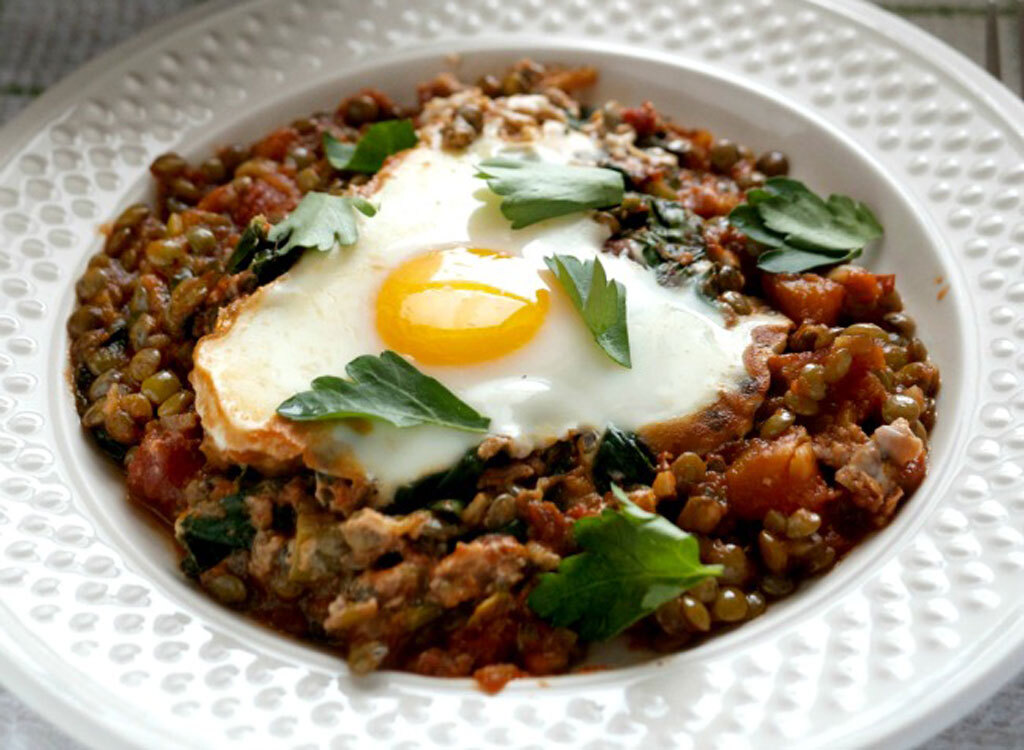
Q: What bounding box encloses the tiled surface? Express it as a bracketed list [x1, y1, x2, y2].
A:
[0, 1, 1020, 748]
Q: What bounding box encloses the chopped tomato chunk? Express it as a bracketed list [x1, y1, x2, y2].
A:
[828, 265, 896, 319]
[621, 101, 658, 138]
[474, 663, 525, 694]
[126, 415, 204, 522]
[252, 127, 299, 161]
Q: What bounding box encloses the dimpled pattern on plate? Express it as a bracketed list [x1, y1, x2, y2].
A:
[0, 0, 1022, 747]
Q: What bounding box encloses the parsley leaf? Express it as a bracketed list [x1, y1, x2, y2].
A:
[544, 254, 631, 368]
[277, 350, 490, 432]
[324, 119, 419, 174]
[476, 157, 625, 229]
[528, 486, 722, 641]
[728, 177, 883, 273]
[756, 246, 861, 274]
[269, 192, 376, 254]
[226, 193, 376, 284]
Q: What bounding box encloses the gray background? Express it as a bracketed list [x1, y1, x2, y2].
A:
[0, 0, 1022, 747]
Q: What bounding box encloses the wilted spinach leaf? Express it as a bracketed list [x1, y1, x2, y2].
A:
[391, 448, 486, 514]
[91, 428, 128, 463]
[178, 493, 256, 574]
[593, 425, 655, 491]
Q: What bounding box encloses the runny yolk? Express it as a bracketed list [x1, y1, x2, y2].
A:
[375, 247, 550, 365]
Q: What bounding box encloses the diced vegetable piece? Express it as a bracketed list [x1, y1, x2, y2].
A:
[763, 273, 845, 326]
[725, 429, 833, 519]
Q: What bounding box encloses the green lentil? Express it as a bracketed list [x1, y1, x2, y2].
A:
[882, 393, 922, 423]
[681, 595, 711, 632]
[784, 389, 819, 416]
[798, 363, 827, 400]
[759, 530, 789, 573]
[343, 95, 380, 125]
[150, 153, 188, 180]
[185, 226, 217, 254]
[141, 370, 181, 404]
[127, 348, 161, 383]
[113, 203, 150, 231]
[206, 573, 247, 605]
[823, 349, 852, 383]
[710, 140, 741, 172]
[670, 452, 706, 485]
[760, 409, 795, 438]
[786, 509, 821, 539]
[712, 587, 748, 622]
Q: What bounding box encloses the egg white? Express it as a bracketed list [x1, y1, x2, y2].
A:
[192, 120, 784, 496]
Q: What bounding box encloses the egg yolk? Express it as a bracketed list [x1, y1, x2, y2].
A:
[376, 247, 550, 365]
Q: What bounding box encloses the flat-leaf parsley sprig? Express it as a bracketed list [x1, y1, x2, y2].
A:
[277, 351, 490, 433]
[475, 157, 625, 229]
[324, 119, 419, 174]
[729, 177, 883, 273]
[226, 192, 376, 280]
[528, 485, 722, 641]
[544, 254, 631, 368]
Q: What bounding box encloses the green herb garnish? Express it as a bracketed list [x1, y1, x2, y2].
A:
[544, 254, 631, 368]
[728, 177, 883, 273]
[277, 350, 490, 432]
[476, 157, 625, 229]
[528, 485, 722, 641]
[269, 191, 376, 254]
[178, 493, 256, 573]
[324, 119, 419, 174]
[226, 192, 376, 283]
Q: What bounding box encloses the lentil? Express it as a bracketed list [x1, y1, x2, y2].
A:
[712, 587, 748, 622]
[150, 153, 188, 180]
[681, 596, 711, 632]
[145, 237, 188, 267]
[670, 452, 706, 485]
[786, 509, 821, 539]
[745, 591, 767, 618]
[343, 94, 380, 125]
[141, 370, 181, 404]
[882, 393, 922, 423]
[158, 390, 194, 417]
[709, 140, 741, 172]
[755, 150, 789, 176]
[206, 573, 247, 604]
[127, 348, 162, 382]
[798, 363, 827, 400]
[186, 227, 217, 254]
[759, 530, 789, 573]
[760, 409, 795, 438]
[783, 389, 819, 416]
[687, 577, 719, 605]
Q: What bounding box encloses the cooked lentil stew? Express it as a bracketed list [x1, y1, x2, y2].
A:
[67, 60, 938, 692]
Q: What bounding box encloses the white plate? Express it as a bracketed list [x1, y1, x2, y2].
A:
[0, 0, 1022, 747]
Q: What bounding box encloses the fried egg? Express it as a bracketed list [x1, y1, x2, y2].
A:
[192, 116, 788, 497]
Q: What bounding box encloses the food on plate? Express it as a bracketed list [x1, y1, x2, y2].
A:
[67, 60, 938, 691]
